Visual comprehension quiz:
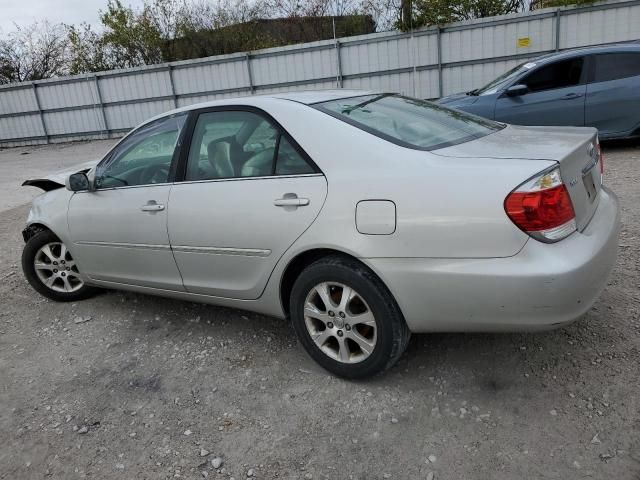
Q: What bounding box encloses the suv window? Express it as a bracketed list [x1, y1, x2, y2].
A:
[315, 94, 502, 151]
[185, 110, 315, 181]
[522, 57, 584, 92]
[95, 113, 187, 189]
[591, 52, 640, 83]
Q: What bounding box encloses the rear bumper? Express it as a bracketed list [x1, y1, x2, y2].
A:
[366, 187, 620, 332]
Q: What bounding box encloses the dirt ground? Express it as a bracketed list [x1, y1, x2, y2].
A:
[0, 140, 638, 480]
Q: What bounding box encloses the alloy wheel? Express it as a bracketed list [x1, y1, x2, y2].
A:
[303, 282, 377, 363]
[33, 242, 84, 293]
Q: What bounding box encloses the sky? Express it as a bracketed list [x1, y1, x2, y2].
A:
[0, 0, 145, 34]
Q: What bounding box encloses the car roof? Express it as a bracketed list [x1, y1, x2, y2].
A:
[529, 41, 640, 65]
[142, 89, 379, 126]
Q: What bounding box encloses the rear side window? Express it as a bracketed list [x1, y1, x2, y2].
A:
[184, 110, 316, 181]
[522, 57, 584, 92]
[314, 94, 502, 151]
[591, 53, 640, 83]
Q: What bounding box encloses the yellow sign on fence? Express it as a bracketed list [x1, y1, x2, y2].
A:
[517, 37, 532, 48]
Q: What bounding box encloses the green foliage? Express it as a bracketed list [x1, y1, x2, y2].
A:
[530, 0, 595, 9]
[67, 24, 113, 74]
[399, 0, 525, 29]
[99, 0, 164, 68]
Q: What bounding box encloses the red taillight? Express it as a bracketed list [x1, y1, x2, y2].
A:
[504, 167, 576, 242]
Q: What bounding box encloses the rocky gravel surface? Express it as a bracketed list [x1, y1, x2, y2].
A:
[0, 140, 638, 479]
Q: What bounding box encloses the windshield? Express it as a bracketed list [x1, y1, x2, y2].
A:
[474, 61, 537, 95]
[314, 94, 503, 151]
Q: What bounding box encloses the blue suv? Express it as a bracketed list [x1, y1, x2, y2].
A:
[437, 43, 640, 140]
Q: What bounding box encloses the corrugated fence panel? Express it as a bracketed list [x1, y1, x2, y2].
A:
[0, 87, 38, 115]
[173, 59, 248, 95]
[342, 36, 411, 75]
[104, 100, 175, 130]
[251, 47, 336, 86]
[176, 91, 249, 108]
[1, 0, 639, 146]
[561, 3, 640, 48]
[344, 71, 416, 97]
[0, 114, 43, 140]
[258, 79, 336, 94]
[442, 17, 554, 64]
[37, 79, 98, 110]
[43, 108, 103, 135]
[99, 70, 173, 103]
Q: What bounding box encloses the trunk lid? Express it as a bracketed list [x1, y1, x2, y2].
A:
[433, 124, 602, 232]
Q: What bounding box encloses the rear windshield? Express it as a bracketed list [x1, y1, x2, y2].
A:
[314, 94, 502, 150]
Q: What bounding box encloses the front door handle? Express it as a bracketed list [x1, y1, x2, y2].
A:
[562, 92, 583, 100]
[141, 201, 165, 212]
[274, 194, 309, 207]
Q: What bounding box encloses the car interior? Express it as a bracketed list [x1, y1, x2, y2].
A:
[94, 112, 314, 189]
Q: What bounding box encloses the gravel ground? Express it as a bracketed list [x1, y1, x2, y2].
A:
[0, 140, 638, 480]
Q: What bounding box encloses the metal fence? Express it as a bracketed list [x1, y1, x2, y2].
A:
[1, 0, 640, 147]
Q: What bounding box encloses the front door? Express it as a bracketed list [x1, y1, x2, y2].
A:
[495, 56, 587, 127]
[168, 108, 328, 300]
[68, 113, 187, 290]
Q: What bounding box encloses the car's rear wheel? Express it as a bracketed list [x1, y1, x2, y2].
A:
[22, 230, 98, 302]
[290, 255, 410, 379]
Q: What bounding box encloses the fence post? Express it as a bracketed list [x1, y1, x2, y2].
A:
[335, 40, 343, 88]
[167, 65, 178, 108]
[31, 83, 49, 144]
[245, 53, 255, 94]
[437, 27, 443, 98]
[93, 76, 109, 137]
[555, 9, 561, 51]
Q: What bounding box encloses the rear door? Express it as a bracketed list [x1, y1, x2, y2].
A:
[585, 52, 640, 138]
[495, 56, 587, 127]
[167, 107, 327, 300]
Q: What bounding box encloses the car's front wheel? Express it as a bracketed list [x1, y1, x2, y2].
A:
[290, 255, 410, 379]
[22, 230, 97, 302]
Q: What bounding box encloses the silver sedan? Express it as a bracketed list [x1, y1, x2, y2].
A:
[21, 91, 620, 378]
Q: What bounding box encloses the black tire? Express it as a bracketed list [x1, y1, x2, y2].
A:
[22, 230, 98, 302]
[290, 255, 411, 379]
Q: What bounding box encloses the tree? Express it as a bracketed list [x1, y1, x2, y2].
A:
[399, 0, 525, 29]
[0, 22, 68, 84]
[67, 23, 114, 74]
[530, 0, 595, 9]
[99, 0, 164, 69]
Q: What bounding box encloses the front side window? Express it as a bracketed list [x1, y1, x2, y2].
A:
[95, 113, 187, 189]
[315, 94, 502, 150]
[185, 110, 315, 181]
[591, 52, 640, 83]
[522, 57, 584, 92]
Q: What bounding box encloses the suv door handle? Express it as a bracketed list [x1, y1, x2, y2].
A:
[562, 92, 583, 100]
[141, 201, 165, 212]
[274, 194, 309, 207]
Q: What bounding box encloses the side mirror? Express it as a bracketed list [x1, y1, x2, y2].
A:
[505, 84, 528, 97]
[66, 172, 91, 192]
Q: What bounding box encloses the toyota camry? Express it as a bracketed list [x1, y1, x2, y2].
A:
[21, 91, 620, 378]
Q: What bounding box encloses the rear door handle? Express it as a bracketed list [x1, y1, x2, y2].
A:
[274, 194, 309, 207]
[562, 92, 583, 100]
[141, 201, 165, 212]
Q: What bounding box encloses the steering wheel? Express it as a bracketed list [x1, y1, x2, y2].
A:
[140, 163, 170, 184]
